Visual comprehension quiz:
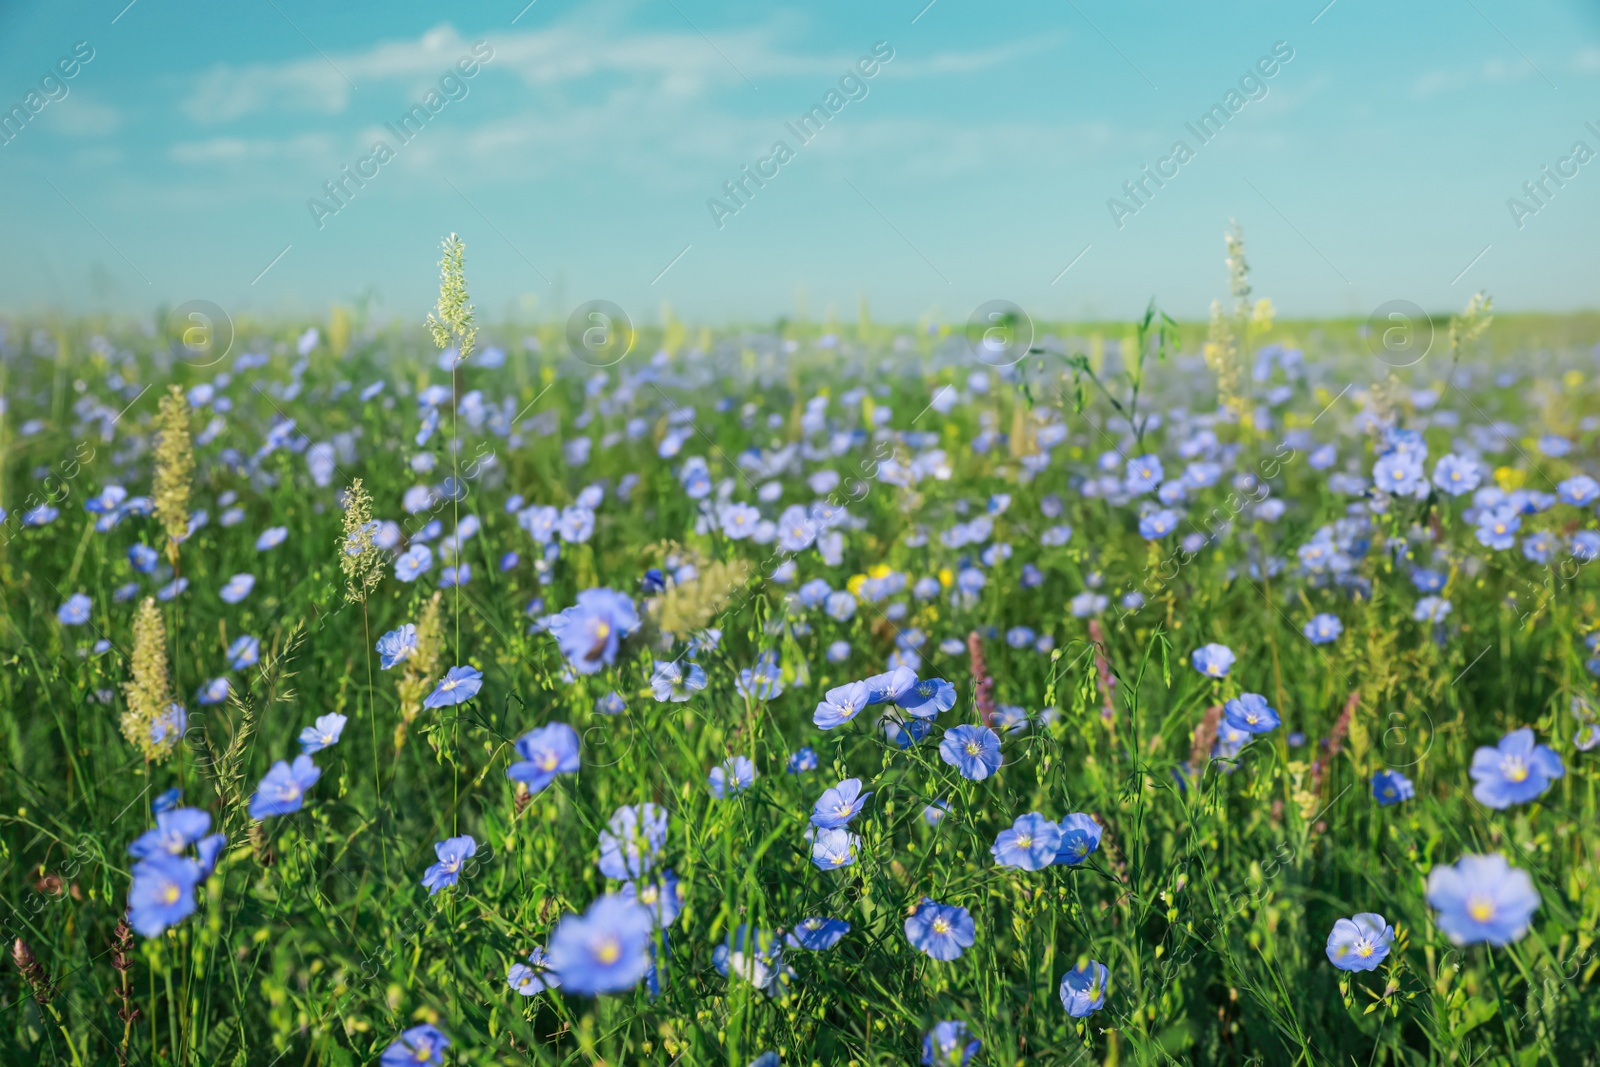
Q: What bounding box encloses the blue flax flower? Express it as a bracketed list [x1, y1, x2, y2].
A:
[424, 665, 483, 708]
[1191, 643, 1235, 678]
[787, 746, 818, 773]
[220, 573, 255, 604]
[709, 755, 757, 798]
[1557, 473, 1599, 507]
[1413, 596, 1452, 623]
[549, 588, 640, 673]
[991, 813, 1062, 871]
[195, 833, 226, 878]
[904, 899, 975, 961]
[1059, 959, 1109, 1017]
[57, 593, 91, 625]
[810, 828, 859, 870]
[380, 1023, 450, 1066]
[939, 724, 1002, 780]
[1432, 454, 1480, 496]
[1125, 454, 1164, 494]
[507, 722, 581, 794]
[811, 778, 871, 829]
[1325, 913, 1393, 971]
[127, 854, 203, 938]
[620, 870, 683, 927]
[227, 635, 259, 670]
[824, 591, 857, 621]
[735, 655, 785, 700]
[1371, 770, 1414, 805]
[149, 704, 187, 751]
[713, 926, 790, 996]
[787, 916, 849, 950]
[1139, 508, 1180, 540]
[248, 755, 322, 819]
[1426, 853, 1540, 945]
[421, 834, 477, 895]
[1223, 693, 1280, 735]
[1303, 613, 1342, 644]
[650, 659, 707, 702]
[922, 1020, 981, 1067]
[898, 676, 957, 719]
[813, 680, 872, 729]
[546, 894, 655, 995]
[864, 665, 918, 704]
[598, 803, 669, 880]
[128, 808, 212, 859]
[1469, 728, 1563, 809]
[298, 713, 347, 755]
[394, 544, 432, 581]
[1054, 813, 1103, 866]
[507, 947, 560, 995]
[376, 625, 417, 669]
[883, 712, 935, 749]
[1475, 507, 1520, 550]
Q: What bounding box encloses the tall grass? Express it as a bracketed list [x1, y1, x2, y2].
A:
[1, 281, 1597, 1066]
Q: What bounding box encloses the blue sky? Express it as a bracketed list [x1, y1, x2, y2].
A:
[2, 0, 1599, 327]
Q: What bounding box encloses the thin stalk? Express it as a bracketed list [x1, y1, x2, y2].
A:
[364, 601, 388, 884]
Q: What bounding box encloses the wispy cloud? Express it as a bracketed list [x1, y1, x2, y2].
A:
[1411, 54, 1559, 97]
[44, 95, 123, 137]
[169, 133, 338, 165]
[164, 17, 1072, 199]
[181, 20, 1047, 124]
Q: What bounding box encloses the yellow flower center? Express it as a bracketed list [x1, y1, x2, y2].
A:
[1468, 896, 1496, 922]
[163, 884, 180, 904]
[931, 919, 950, 935]
[1502, 757, 1528, 783]
[595, 937, 622, 964]
[1016, 834, 1032, 848]
[965, 742, 980, 755]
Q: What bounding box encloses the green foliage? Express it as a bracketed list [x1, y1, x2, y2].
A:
[1, 306, 1598, 1067]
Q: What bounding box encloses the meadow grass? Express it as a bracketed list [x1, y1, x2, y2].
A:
[2, 260, 1598, 1066]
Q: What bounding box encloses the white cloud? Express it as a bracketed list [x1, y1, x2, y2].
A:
[45, 95, 122, 136]
[170, 133, 337, 165]
[158, 15, 1092, 227]
[1412, 56, 1537, 97]
[181, 20, 1046, 123]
